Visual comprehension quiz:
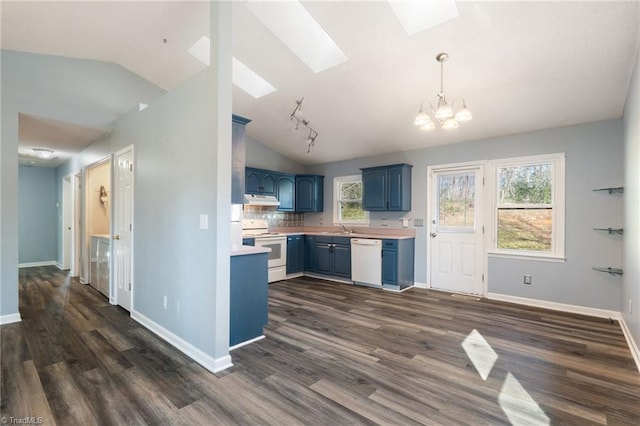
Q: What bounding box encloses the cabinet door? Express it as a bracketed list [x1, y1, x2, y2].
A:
[305, 236, 317, 272]
[286, 236, 296, 274]
[296, 177, 315, 211]
[261, 173, 277, 196]
[316, 243, 333, 275]
[295, 236, 305, 272]
[333, 244, 352, 278]
[387, 166, 403, 211]
[277, 175, 295, 211]
[382, 249, 398, 285]
[245, 169, 262, 194]
[362, 168, 387, 211]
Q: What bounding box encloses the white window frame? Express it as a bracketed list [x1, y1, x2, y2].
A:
[488, 153, 565, 260]
[333, 175, 369, 225]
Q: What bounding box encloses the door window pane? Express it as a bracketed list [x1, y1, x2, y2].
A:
[438, 173, 475, 228]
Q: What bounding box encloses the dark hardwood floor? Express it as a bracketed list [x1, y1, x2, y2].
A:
[2, 266, 640, 425]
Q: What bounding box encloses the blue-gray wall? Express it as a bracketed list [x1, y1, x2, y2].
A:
[305, 119, 624, 312]
[18, 166, 57, 264]
[622, 49, 640, 356]
[55, 2, 232, 363]
[246, 135, 305, 174]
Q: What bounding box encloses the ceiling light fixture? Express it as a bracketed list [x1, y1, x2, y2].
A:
[415, 52, 472, 131]
[290, 98, 319, 154]
[32, 148, 54, 159]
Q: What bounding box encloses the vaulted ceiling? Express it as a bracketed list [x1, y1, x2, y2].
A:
[2, 1, 639, 167]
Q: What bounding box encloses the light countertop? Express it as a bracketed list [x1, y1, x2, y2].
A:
[231, 245, 271, 257]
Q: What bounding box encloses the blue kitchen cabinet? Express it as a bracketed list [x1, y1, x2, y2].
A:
[245, 167, 277, 196]
[277, 174, 296, 212]
[362, 164, 412, 211]
[314, 235, 351, 279]
[381, 238, 415, 290]
[286, 235, 304, 274]
[304, 235, 317, 272]
[295, 175, 324, 212]
[231, 115, 251, 205]
[230, 252, 268, 347]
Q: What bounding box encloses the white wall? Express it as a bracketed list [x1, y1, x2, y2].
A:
[305, 119, 624, 312]
[622, 49, 640, 359]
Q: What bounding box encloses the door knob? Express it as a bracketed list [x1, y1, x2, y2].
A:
[430, 232, 437, 238]
[113, 235, 120, 240]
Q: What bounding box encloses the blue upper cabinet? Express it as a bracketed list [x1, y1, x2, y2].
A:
[277, 174, 295, 211]
[245, 167, 277, 196]
[362, 164, 412, 211]
[295, 175, 324, 212]
[231, 115, 251, 204]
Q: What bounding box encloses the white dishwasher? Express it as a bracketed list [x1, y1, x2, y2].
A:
[351, 239, 382, 287]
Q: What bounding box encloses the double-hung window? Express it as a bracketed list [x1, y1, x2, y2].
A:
[491, 153, 565, 259]
[333, 175, 369, 225]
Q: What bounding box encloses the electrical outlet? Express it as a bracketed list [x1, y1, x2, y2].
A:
[381, 218, 388, 227]
[629, 298, 633, 315]
[523, 275, 532, 285]
[163, 296, 168, 310]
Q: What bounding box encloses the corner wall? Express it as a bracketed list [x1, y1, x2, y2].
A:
[622, 49, 640, 366]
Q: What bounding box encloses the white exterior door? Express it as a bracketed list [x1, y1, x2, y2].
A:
[429, 165, 484, 295]
[113, 147, 134, 311]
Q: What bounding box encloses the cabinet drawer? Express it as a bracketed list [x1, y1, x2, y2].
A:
[333, 236, 351, 246]
[315, 235, 333, 244]
[382, 239, 398, 249]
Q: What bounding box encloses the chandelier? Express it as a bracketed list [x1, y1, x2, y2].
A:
[290, 98, 319, 154]
[414, 52, 472, 131]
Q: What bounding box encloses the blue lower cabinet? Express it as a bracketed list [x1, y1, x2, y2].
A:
[313, 236, 351, 279]
[381, 238, 415, 290]
[230, 253, 268, 346]
[304, 235, 317, 272]
[286, 235, 304, 274]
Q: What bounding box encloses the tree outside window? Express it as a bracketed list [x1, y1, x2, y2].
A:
[334, 175, 369, 224]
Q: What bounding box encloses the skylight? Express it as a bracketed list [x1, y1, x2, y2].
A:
[245, 0, 348, 73]
[387, 0, 459, 35]
[187, 36, 277, 99]
[232, 58, 277, 99]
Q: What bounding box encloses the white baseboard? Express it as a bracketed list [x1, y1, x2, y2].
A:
[230, 335, 265, 351]
[18, 261, 57, 268]
[0, 313, 22, 325]
[486, 292, 620, 320]
[619, 316, 640, 373]
[131, 310, 233, 373]
[56, 262, 64, 270]
[414, 281, 428, 289]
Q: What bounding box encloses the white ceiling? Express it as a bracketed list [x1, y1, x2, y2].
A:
[2, 1, 639, 167]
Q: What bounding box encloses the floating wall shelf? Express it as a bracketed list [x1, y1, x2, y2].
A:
[592, 267, 623, 275]
[593, 227, 624, 235]
[592, 187, 624, 194]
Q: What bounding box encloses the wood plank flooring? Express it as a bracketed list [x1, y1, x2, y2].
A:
[2, 266, 640, 425]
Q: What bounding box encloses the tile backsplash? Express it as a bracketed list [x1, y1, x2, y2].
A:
[243, 206, 304, 228]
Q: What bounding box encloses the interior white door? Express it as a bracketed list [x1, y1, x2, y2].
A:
[73, 173, 82, 277]
[430, 166, 484, 295]
[62, 175, 72, 270]
[114, 148, 134, 311]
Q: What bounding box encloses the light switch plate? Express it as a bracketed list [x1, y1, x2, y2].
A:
[414, 218, 424, 227]
[199, 214, 208, 230]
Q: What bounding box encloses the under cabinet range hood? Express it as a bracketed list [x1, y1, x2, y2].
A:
[244, 194, 280, 207]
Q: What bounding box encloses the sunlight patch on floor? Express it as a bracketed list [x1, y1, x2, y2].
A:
[461, 329, 498, 381]
[499, 372, 550, 425]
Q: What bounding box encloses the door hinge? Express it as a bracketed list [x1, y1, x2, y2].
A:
[129, 223, 132, 231]
[482, 226, 485, 234]
[129, 164, 133, 172]
[127, 282, 132, 291]
[482, 273, 485, 282]
[482, 177, 485, 185]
